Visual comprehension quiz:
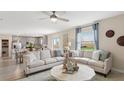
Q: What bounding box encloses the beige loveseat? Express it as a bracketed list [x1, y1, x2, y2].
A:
[23, 50, 64, 76]
[70, 50, 112, 77]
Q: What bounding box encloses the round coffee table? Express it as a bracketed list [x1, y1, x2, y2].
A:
[50, 64, 95, 81]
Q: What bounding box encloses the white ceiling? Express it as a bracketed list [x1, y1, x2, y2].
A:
[0, 11, 124, 36]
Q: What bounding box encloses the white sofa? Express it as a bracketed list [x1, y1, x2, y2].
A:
[23, 50, 64, 76]
[70, 50, 112, 77]
[23, 49, 112, 77]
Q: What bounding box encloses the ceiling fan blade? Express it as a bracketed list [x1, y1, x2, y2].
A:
[52, 11, 56, 14]
[41, 11, 52, 16]
[57, 17, 69, 22]
[56, 11, 66, 16]
[39, 17, 49, 20]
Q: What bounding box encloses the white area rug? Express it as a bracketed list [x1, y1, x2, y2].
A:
[19, 70, 56, 81]
[18, 70, 124, 81]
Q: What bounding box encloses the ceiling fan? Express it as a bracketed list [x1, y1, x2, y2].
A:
[40, 11, 69, 22]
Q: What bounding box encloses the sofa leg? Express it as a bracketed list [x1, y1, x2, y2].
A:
[109, 70, 111, 73]
[104, 74, 107, 78]
[25, 74, 28, 77]
[104, 70, 111, 78]
[24, 70, 28, 77]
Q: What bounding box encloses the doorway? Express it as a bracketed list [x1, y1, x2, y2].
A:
[2, 39, 9, 57]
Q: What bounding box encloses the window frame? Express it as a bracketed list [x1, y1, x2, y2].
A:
[77, 26, 96, 51]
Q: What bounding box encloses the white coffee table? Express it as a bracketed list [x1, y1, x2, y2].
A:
[50, 64, 95, 81]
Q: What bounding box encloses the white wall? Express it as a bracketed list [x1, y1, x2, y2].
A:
[47, 28, 75, 50]
[48, 14, 124, 72]
[99, 14, 124, 71]
[48, 32, 64, 50]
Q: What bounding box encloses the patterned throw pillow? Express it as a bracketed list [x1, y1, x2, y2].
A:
[69, 50, 79, 57]
[32, 51, 40, 60]
[40, 50, 51, 59]
[99, 50, 109, 61]
[29, 53, 37, 62]
[92, 50, 101, 61]
[84, 51, 93, 58]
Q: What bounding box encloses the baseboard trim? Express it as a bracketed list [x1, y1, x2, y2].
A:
[112, 68, 124, 73]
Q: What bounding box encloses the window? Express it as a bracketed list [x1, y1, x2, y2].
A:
[52, 37, 60, 49]
[77, 26, 96, 51]
[40, 38, 43, 45]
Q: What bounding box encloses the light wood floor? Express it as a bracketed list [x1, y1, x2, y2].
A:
[0, 58, 124, 81]
[0, 58, 25, 81]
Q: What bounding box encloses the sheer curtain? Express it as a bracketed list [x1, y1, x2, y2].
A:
[75, 27, 82, 50]
[92, 23, 99, 49]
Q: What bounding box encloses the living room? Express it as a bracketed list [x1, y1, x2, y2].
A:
[1, 0, 124, 93]
[0, 11, 124, 81]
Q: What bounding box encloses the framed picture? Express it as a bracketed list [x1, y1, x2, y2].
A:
[52, 37, 60, 49]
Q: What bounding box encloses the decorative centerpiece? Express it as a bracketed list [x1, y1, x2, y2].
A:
[62, 52, 79, 74]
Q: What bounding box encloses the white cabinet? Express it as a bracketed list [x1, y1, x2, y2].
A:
[0, 35, 12, 58]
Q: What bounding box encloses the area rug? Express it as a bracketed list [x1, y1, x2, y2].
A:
[18, 70, 115, 81]
[19, 70, 56, 81]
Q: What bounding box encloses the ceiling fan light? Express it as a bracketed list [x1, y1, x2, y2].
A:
[50, 17, 57, 22]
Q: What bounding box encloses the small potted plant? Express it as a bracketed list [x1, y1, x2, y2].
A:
[29, 43, 34, 51]
[26, 42, 34, 51]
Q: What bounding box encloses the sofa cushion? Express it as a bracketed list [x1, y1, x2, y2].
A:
[43, 58, 57, 64]
[88, 59, 104, 68]
[28, 60, 45, 68]
[79, 51, 84, 57]
[92, 50, 100, 61]
[71, 57, 90, 64]
[50, 50, 55, 57]
[55, 57, 65, 61]
[69, 50, 79, 57]
[28, 53, 37, 62]
[40, 50, 51, 59]
[99, 50, 109, 61]
[32, 51, 41, 60]
[83, 51, 92, 58]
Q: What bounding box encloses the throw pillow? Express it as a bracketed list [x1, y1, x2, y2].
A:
[92, 50, 101, 61]
[29, 53, 37, 62]
[40, 50, 51, 59]
[32, 51, 40, 60]
[84, 51, 93, 58]
[99, 50, 109, 61]
[54, 50, 63, 57]
[69, 50, 79, 57]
